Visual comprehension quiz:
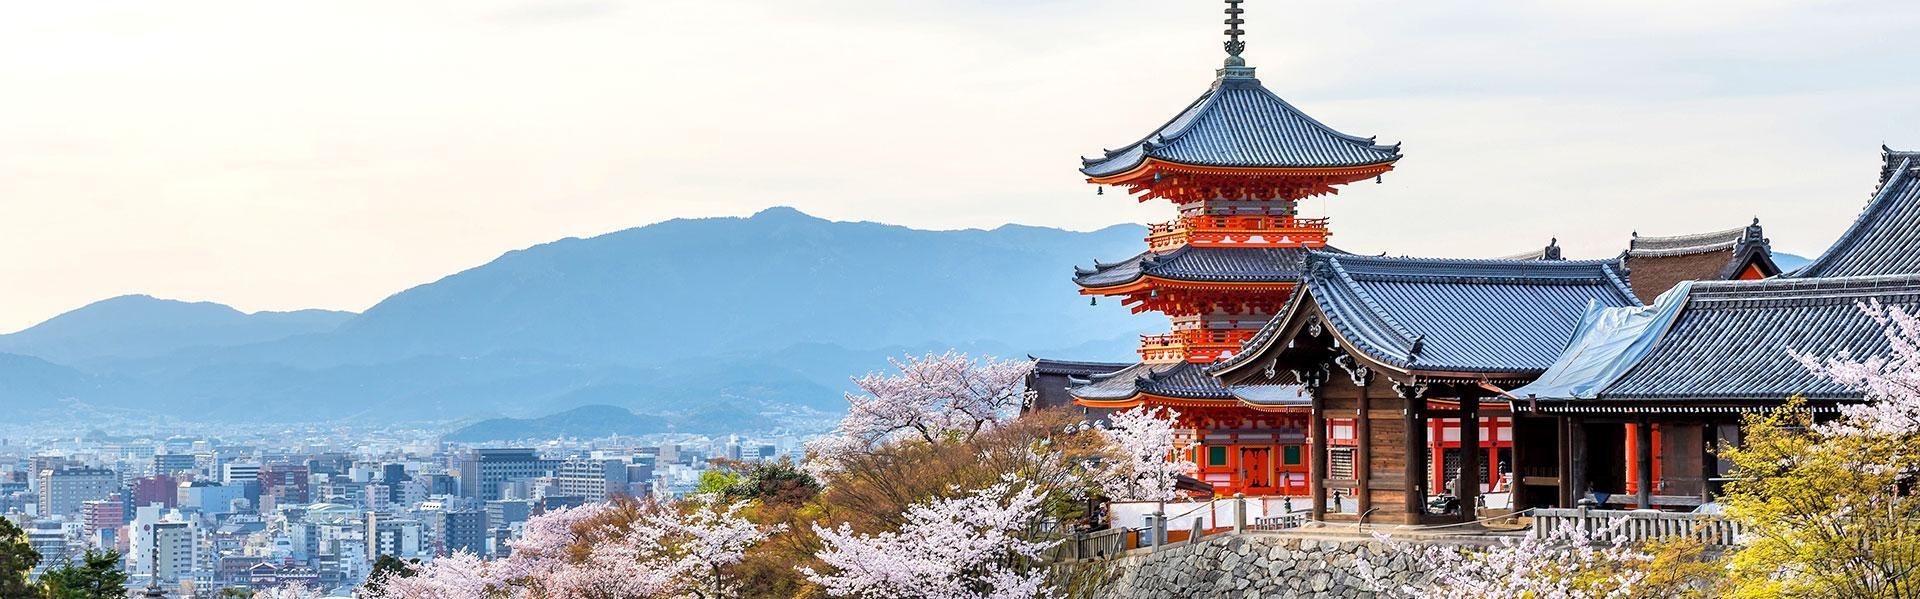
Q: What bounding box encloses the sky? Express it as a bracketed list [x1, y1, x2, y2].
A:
[3, 0, 1918, 332]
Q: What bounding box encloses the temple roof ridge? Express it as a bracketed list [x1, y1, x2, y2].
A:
[1212, 253, 1640, 378]
[1791, 148, 1920, 278]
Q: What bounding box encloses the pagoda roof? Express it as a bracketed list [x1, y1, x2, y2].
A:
[1513, 275, 1920, 405]
[1228, 384, 1311, 407]
[1080, 74, 1401, 178]
[1070, 361, 1236, 402]
[1074, 245, 1325, 289]
[1793, 148, 1920, 278]
[1213, 253, 1640, 379]
[1032, 358, 1132, 377]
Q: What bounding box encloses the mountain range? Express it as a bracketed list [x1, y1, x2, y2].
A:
[0, 207, 1815, 436]
[0, 208, 1150, 430]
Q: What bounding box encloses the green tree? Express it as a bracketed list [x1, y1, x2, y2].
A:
[360, 555, 419, 596]
[1717, 400, 1920, 599]
[0, 517, 37, 599]
[37, 550, 126, 599]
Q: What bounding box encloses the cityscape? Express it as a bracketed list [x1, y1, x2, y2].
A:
[1, 430, 803, 596]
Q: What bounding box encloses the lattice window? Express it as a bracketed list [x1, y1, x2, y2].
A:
[1329, 447, 1355, 481]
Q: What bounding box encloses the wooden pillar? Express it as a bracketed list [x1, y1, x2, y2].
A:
[1309, 383, 1328, 520]
[1355, 376, 1373, 517]
[1458, 394, 1481, 523]
[1702, 422, 1718, 501]
[1397, 382, 1427, 523]
[1635, 417, 1654, 509]
[1509, 415, 1526, 510]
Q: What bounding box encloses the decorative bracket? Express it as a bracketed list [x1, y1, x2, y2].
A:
[1332, 354, 1372, 387]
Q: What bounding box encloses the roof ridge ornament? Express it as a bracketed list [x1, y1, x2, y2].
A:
[1219, 0, 1257, 79]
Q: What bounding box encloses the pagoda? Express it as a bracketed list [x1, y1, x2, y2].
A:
[1068, 0, 1400, 497]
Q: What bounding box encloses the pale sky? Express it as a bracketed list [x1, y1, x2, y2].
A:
[4, 1, 1918, 333]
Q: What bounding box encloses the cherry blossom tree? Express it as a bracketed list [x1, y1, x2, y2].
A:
[807, 352, 1036, 474]
[370, 497, 780, 599]
[1791, 299, 1920, 437]
[1358, 518, 1651, 599]
[803, 480, 1056, 599]
[253, 584, 328, 599]
[1090, 406, 1195, 502]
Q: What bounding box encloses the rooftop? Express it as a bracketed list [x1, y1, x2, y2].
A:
[1081, 75, 1401, 178]
[1070, 361, 1237, 402]
[1215, 253, 1640, 378]
[1074, 245, 1322, 289]
[1518, 275, 1920, 403]
[1792, 148, 1920, 278]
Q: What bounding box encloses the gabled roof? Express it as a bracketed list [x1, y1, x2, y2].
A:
[1794, 148, 1920, 278]
[1213, 253, 1640, 379]
[1074, 245, 1324, 289]
[1080, 74, 1400, 178]
[1627, 224, 1760, 258]
[1620, 219, 1780, 302]
[1516, 275, 1920, 403]
[1070, 361, 1235, 401]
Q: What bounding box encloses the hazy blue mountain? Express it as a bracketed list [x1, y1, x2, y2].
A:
[259, 207, 1147, 366]
[2, 208, 1152, 424]
[446, 403, 778, 442]
[0, 295, 353, 366]
[1773, 252, 1811, 273]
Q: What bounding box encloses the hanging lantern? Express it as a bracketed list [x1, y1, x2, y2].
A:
[1090, 296, 1098, 306]
[1097, 187, 1105, 196]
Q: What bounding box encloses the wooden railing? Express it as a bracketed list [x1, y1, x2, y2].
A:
[1533, 508, 1747, 547]
[1042, 527, 1135, 561]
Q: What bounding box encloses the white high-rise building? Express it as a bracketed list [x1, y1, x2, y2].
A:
[130, 505, 196, 585]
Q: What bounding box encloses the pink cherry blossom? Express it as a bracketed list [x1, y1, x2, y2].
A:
[1092, 406, 1196, 502]
[803, 480, 1056, 599]
[807, 352, 1036, 474]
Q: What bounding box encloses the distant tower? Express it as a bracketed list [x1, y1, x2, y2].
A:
[1070, 1, 1399, 496]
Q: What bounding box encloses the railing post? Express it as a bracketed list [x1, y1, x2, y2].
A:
[1233, 493, 1247, 534]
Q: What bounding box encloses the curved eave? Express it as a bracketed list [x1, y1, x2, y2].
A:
[1072, 394, 1246, 410]
[1085, 157, 1399, 186]
[1075, 277, 1303, 295]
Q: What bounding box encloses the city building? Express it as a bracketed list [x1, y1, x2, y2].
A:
[365, 513, 423, 561]
[433, 509, 487, 557]
[38, 467, 119, 518]
[554, 458, 630, 503]
[258, 463, 311, 507]
[457, 449, 558, 501]
[178, 481, 248, 515]
[151, 454, 197, 478]
[131, 475, 178, 510]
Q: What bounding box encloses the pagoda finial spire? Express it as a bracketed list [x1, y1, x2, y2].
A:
[1219, 0, 1256, 79]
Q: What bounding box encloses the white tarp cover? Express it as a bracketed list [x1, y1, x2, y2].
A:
[1508, 282, 1693, 400]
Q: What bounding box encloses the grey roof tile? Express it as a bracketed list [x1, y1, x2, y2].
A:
[1081, 76, 1400, 177]
[1213, 253, 1641, 376]
[1074, 246, 1321, 288]
[1070, 361, 1237, 401]
[1596, 275, 1920, 401]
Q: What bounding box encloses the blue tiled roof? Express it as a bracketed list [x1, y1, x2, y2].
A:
[1214, 253, 1641, 377]
[1793, 149, 1920, 278]
[1583, 276, 1920, 401]
[1229, 384, 1311, 407]
[1032, 358, 1131, 377]
[1070, 361, 1236, 401]
[1081, 75, 1400, 178]
[1074, 246, 1321, 288]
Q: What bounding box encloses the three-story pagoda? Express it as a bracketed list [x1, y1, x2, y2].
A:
[1068, 0, 1399, 496]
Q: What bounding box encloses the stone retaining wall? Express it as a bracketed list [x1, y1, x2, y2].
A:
[1052, 532, 1435, 599]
